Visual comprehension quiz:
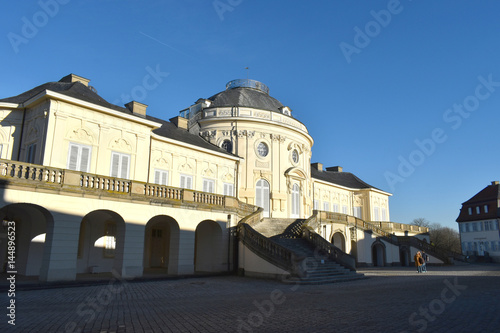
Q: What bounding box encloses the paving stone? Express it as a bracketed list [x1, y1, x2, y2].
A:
[0, 264, 499, 332]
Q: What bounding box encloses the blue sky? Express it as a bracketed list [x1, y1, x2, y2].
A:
[2, 0, 499, 229]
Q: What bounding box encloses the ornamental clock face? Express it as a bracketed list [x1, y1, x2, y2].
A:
[257, 142, 269, 157]
[292, 149, 299, 163]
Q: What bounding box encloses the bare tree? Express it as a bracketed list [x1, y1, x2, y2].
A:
[429, 223, 461, 253]
[411, 217, 430, 228]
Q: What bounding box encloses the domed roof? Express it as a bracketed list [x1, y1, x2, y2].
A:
[207, 79, 284, 112]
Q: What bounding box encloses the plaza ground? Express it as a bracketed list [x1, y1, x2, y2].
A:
[1, 264, 499, 333]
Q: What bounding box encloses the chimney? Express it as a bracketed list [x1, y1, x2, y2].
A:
[125, 101, 147, 118]
[59, 74, 91, 87]
[311, 162, 323, 171]
[326, 166, 343, 172]
[169, 116, 188, 130]
[492, 181, 499, 185]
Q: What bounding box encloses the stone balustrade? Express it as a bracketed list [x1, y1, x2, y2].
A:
[0, 159, 240, 212]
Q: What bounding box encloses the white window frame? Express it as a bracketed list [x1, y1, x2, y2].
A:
[323, 202, 329, 212]
[154, 169, 169, 186]
[256, 179, 270, 218]
[67, 142, 92, 172]
[373, 207, 379, 221]
[381, 208, 387, 221]
[353, 207, 362, 219]
[342, 205, 348, 215]
[291, 184, 300, 218]
[203, 178, 215, 193]
[180, 174, 193, 189]
[484, 205, 489, 213]
[333, 204, 339, 213]
[476, 206, 481, 214]
[313, 200, 319, 210]
[223, 183, 234, 196]
[110, 151, 130, 179]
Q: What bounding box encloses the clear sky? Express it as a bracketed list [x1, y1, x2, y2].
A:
[2, 1, 499, 230]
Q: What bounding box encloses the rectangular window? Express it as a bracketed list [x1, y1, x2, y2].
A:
[353, 207, 362, 219]
[468, 242, 473, 251]
[313, 200, 319, 210]
[484, 242, 490, 251]
[478, 222, 483, 232]
[323, 202, 329, 212]
[468, 207, 472, 215]
[373, 207, 379, 221]
[484, 205, 489, 213]
[110, 152, 130, 179]
[476, 206, 481, 214]
[381, 208, 387, 221]
[472, 222, 477, 232]
[67, 142, 92, 172]
[154, 169, 169, 186]
[223, 183, 234, 196]
[485, 221, 491, 231]
[333, 204, 339, 213]
[203, 179, 215, 193]
[342, 205, 348, 215]
[494, 220, 500, 231]
[493, 241, 499, 252]
[464, 223, 469, 232]
[26, 143, 37, 164]
[180, 174, 193, 189]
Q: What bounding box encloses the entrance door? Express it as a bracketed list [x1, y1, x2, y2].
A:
[256, 179, 270, 218]
[150, 228, 164, 267]
[291, 184, 300, 218]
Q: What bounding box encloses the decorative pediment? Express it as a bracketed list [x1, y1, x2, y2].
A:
[68, 128, 94, 144]
[284, 167, 307, 179]
[179, 162, 193, 173]
[110, 138, 132, 152]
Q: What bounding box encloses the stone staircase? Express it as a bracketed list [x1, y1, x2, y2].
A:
[251, 218, 365, 284]
[272, 238, 365, 284]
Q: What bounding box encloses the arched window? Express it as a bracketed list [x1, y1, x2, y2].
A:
[256, 179, 270, 218]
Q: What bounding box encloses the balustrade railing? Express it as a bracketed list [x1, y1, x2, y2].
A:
[145, 184, 182, 200]
[193, 192, 225, 206]
[81, 174, 130, 193]
[0, 160, 63, 184]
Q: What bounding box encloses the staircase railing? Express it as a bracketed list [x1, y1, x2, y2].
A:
[302, 226, 356, 271]
[237, 208, 305, 277]
[398, 236, 467, 263]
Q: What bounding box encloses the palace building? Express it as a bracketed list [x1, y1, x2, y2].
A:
[0, 74, 450, 283]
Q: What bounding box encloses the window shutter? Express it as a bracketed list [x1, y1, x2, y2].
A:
[155, 170, 161, 184]
[203, 180, 208, 192]
[68, 145, 79, 170]
[161, 172, 168, 185]
[186, 176, 192, 189]
[120, 155, 129, 178]
[180, 175, 186, 188]
[111, 153, 120, 177]
[80, 147, 90, 172]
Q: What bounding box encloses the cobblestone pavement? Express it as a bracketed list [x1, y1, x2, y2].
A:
[1, 264, 499, 333]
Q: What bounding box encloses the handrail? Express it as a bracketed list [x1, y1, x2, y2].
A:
[302, 227, 356, 271]
[237, 208, 305, 277]
[398, 236, 467, 263]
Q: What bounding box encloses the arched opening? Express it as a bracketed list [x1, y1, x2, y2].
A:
[76, 210, 125, 274]
[256, 179, 270, 218]
[0, 203, 53, 276]
[194, 220, 224, 273]
[399, 248, 410, 266]
[331, 232, 346, 252]
[371, 242, 386, 267]
[143, 215, 180, 275]
[291, 183, 300, 218]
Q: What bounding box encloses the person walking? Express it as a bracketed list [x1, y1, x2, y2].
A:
[421, 251, 429, 272]
[414, 251, 423, 273]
